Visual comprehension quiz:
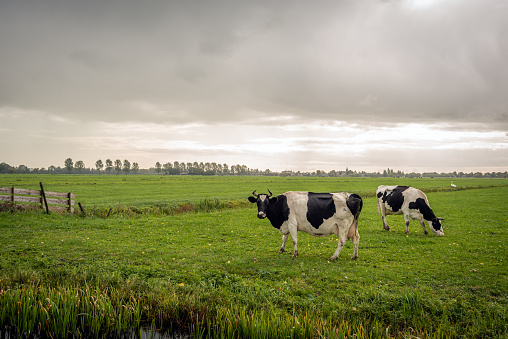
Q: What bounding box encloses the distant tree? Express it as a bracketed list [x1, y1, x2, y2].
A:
[105, 159, 113, 174]
[189, 162, 202, 175]
[75, 160, 85, 172]
[155, 162, 162, 175]
[132, 162, 139, 173]
[114, 159, 122, 174]
[0, 162, 13, 173]
[17, 165, 29, 174]
[48, 165, 56, 174]
[188, 162, 198, 175]
[123, 160, 131, 174]
[95, 160, 104, 174]
[64, 158, 73, 174]
[162, 162, 172, 175]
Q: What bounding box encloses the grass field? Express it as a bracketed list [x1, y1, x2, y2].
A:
[0, 175, 507, 338]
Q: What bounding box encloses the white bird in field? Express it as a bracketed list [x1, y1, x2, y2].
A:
[451, 181, 457, 188]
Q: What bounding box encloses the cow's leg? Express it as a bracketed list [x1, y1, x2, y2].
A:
[404, 215, 410, 234]
[279, 234, 288, 254]
[350, 221, 360, 260]
[331, 234, 347, 260]
[289, 227, 299, 258]
[331, 219, 359, 260]
[420, 219, 429, 235]
[381, 214, 390, 231]
[351, 234, 359, 260]
[379, 204, 390, 231]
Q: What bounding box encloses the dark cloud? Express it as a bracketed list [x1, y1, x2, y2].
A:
[1, 0, 507, 128]
[1, 0, 507, 171]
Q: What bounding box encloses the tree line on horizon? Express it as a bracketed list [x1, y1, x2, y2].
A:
[1, 159, 507, 179]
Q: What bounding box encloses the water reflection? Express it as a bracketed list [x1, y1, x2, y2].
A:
[0, 326, 191, 339]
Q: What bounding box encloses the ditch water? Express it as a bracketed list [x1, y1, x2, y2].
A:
[0, 326, 192, 339]
[111, 328, 191, 339]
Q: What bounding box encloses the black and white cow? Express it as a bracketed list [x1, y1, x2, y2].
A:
[376, 185, 444, 236]
[248, 190, 363, 260]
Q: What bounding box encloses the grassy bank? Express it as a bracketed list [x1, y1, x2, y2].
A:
[1, 174, 506, 216]
[0, 175, 507, 338]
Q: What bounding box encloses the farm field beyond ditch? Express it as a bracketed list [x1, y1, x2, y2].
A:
[0, 175, 507, 338]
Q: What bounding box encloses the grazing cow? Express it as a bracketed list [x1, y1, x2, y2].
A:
[248, 190, 363, 260]
[376, 185, 444, 236]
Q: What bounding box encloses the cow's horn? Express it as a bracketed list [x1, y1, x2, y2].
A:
[437, 217, 445, 220]
[252, 190, 259, 197]
[267, 189, 273, 197]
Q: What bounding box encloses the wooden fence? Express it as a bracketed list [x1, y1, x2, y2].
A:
[0, 185, 74, 213]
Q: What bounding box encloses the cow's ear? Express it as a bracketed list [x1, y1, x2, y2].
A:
[248, 196, 257, 203]
[269, 197, 278, 204]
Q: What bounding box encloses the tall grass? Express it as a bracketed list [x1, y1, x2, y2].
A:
[2, 281, 505, 338]
[0, 284, 141, 338]
[190, 303, 387, 339]
[70, 197, 250, 218]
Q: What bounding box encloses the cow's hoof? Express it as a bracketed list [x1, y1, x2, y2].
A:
[330, 255, 338, 261]
[278, 249, 285, 254]
[383, 226, 390, 231]
[351, 255, 358, 260]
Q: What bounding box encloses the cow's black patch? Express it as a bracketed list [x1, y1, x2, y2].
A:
[376, 191, 383, 199]
[266, 195, 290, 229]
[382, 186, 409, 212]
[306, 193, 336, 229]
[346, 193, 363, 218]
[409, 197, 438, 228]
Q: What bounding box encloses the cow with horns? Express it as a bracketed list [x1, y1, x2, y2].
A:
[248, 190, 363, 260]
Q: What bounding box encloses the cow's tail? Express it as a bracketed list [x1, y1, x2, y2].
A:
[346, 194, 363, 239]
[347, 193, 363, 220]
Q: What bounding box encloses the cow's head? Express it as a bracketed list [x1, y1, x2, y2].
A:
[248, 190, 276, 219]
[430, 217, 445, 236]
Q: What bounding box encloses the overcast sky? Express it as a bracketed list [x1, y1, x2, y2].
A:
[1, 0, 507, 173]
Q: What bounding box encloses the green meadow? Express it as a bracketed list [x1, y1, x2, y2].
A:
[0, 174, 507, 338]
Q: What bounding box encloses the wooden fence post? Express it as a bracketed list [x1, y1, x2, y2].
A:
[11, 185, 15, 206]
[40, 182, 50, 214]
[68, 192, 74, 213]
[78, 202, 85, 214]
